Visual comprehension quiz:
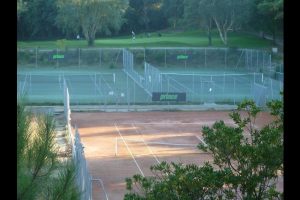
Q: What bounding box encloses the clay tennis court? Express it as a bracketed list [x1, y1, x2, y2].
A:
[71, 111, 280, 200]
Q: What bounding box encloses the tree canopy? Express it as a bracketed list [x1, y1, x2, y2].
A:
[17, 0, 283, 46]
[56, 0, 128, 46]
[124, 98, 283, 199]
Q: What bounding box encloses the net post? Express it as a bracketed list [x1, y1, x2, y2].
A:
[113, 73, 116, 84]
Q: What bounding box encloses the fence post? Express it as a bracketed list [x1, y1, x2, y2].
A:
[133, 79, 136, 106]
[204, 48, 207, 67]
[245, 50, 247, 68]
[99, 48, 102, 68]
[56, 48, 58, 67]
[78, 48, 81, 68]
[164, 48, 167, 68]
[144, 48, 146, 63]
[29, 73, 32, 94]
[224, 48, 227, 68]
[127, 71, 130, 109]
[257, 50, 259, 71]
[251, 49, 253, 69]
[233, 78, 236, 105]
[262, 52, 265, 71]
[35, 47, 38, 68]
[192, 73, 195, 102]
[223, 73, 225, 95]
[270, 78, 274, 99]
[184, 48, 187, 69]
[269, 54, 272, 69]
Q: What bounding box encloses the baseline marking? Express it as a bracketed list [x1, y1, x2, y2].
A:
[116, 138, 197, 147]
[114, 123, 145, 177]
[120, 120, 234, 125]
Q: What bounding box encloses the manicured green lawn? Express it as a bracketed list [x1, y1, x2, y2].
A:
[17, 30, 274, 49]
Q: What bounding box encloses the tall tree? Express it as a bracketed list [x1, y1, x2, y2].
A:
[162, 0, 184, 29]
[210, 0, 239, 45]
[123, 0, 164, 34]
[56, 0, 128, 46]
[183, 0, 214, 46]
[18, 0, 63, 40]
[124, 99, 283, 199]
[194, 0, 252, 46]
[17, 101, 80, 200]
[257, 0, 283, 44]
[17, 0, 27, 20]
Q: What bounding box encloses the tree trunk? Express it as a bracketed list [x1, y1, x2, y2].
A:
[88, 38, 94, 46]
[207, 28, 212, 46]
[213, 17, 227, 45]
[224, 31, 227, 46]
[87, 32, 95, 46]
[208, 32, 212, 46]
[207, 19, 212, 46]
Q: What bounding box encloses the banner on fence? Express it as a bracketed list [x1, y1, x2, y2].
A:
[152, 92, 186, 102]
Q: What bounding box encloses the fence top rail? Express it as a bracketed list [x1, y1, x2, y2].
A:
[17, 47, 271, 53]
[17, 71, 115, 76]
[160, 72, 263, 77]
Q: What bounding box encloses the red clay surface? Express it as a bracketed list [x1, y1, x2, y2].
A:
[71, 111, 282, 200]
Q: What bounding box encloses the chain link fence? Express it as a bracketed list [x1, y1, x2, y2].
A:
[64, 80, 92, 200]
[18, 47, 283, 107]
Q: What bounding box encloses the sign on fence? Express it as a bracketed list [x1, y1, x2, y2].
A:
[152, 92, 186, 102]
[177, 55, 188, 60]
[53, 54, 65, 59]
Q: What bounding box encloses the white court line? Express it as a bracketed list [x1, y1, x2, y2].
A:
[132, 123, 160, 164]
[116, 138, 197, 147]
[114, 123, 145, 177]
[196, 135, 207, 147]
[120, 120, 234, 125]
[91, 178, 109, 200]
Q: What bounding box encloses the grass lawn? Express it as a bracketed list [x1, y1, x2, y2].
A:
[17, 30, 275, 49]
